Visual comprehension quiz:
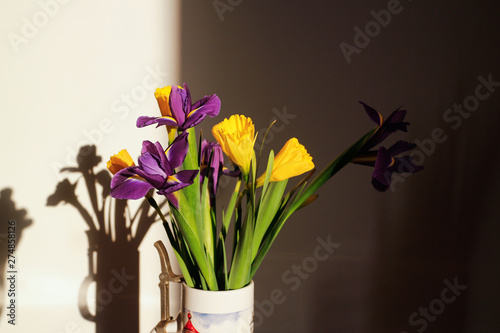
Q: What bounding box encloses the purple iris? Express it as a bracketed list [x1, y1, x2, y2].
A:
[359, 101, 410, 148]
[136, 83, 221, 131]
[353, 102, 423, 191]
[200, 140, 240, 199]
[110, 132, 198, 207]
[370, 141, 423, 191]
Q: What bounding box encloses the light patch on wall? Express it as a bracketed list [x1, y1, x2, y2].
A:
[0, 0, 181, 332]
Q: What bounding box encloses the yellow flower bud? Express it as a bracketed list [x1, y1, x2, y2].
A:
[106, 149, 135, 175]
[257, 138, 314, 187]
[154, 86, 173, 117]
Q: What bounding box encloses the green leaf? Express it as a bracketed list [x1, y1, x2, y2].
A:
[200, 177, 214, 265]
[260, 150, 274, 197]
[251, 152, 257, 192]
[174, 220, 201, 287]
[215, 232, 229, 289]
[297, 194, 319, 210]
[183, 127, 200, 170]
[231, 192, 244, 258]
[179, 127, 201, 235]
[171, 221, 201, 288]
[222, 179, 242, 238]
[228, 199, 254, 289]
[172, 246, 195, 287]
[170, 204, 218, 290]
[252, 179, 287, 260]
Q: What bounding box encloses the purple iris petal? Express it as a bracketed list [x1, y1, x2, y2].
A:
[164, 192, 180, 209]
[371, 108, 409, 146]
[156, 141, 173, 173]
[369, 142, 423, 192]
[110, 138, 198, 205]
[136, 83, 221, 131]
[372, 173, 392, 192]
[359, 103, 411, 150]
[165, 132, 189, 169]
[384, 108, 409, 133]
[386, 141, 422, 174]
[359, 101, 383, 126]
[137, 153, 167, 182]
[136, 116, 178, 128]
[191, 94, 221, 114]
[111, 167, 154, 199]
[134, 167, 166, 189]
[140, 141, 173, 175]
[183, 95, 222, 129]
[371, 147, 394, 192]
[222, 167, 241, 178]
[200, 140, 238, 197]
[169, 85, 188, 126]
[136, 116, 156, 128]
[183, 83, 192, 114]
[140, 140, 158, 155]
[387, 140, 417, 156]
[209, 144, 223, 194]
[354, 103, 423, 192]
[160, 170, 199, 194]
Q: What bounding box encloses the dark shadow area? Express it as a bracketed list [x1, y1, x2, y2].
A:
[47, 145, 162, 333]
[365, 2, 500, 331]
[0, 188, 33, 320]
[368, 95, 500, 332]
[178, 1, 500, 332]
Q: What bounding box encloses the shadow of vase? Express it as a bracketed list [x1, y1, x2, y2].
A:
[79, 231, 141, 333]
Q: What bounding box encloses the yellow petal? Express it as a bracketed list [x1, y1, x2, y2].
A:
[106, 149, 135, 175]
[154, 86, 173, 117]
[212, 114, 256, 175]
[256, 138, 314, 186]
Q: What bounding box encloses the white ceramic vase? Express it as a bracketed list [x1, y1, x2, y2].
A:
[181, 281, 254, 333]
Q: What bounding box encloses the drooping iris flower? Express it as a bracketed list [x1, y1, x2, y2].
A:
[136, 83, 221, 131]
[357, 140, 423, 191]
[110, 132, 198, 207]
[200, 140, 240, 196]
[256, 138, 314, 187]
[359, 101, 410, 149]
[106, 149, 135, 175]
[352, 102, 423, 191]
[212, 114, 256, 176]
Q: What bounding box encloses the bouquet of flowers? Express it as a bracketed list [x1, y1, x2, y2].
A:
[106, 84, 421, 291]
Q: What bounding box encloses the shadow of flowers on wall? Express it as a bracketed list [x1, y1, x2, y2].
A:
[47, 145, 165, 333]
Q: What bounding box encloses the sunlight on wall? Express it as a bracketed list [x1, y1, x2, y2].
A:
[0, 1, 180, 332]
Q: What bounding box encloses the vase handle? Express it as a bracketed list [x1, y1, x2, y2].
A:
[153, 241, 183, 333]
[78, 274, 96, 322]
[78, 234, 97, 322]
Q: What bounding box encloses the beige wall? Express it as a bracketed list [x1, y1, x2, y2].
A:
[0, 1, 180, 332]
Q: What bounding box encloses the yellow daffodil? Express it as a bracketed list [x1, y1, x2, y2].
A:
[212, 114, 256, 176]
[106, 149, 135, 175]
[256, 138, 314, 187]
